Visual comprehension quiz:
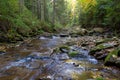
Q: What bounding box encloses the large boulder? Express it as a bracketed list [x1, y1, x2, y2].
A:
[90, 42, 119, 55]
[0, 45, 7, 55]
[93, 27, 104, 33]
[69, 27, 88, 36]
[89, 27, 104, 35]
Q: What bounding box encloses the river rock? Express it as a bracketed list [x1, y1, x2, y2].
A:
[96, 54, 108, 60]
[0, 45, 6, 55]
[116, 58, 120, 67]
[39, 77, 51, 80]
[77, 28, 88, 35]
[90, 43, 118, 55]
[59, 53, 69, 60]
[27, 61, 41, 69]
[70, 33, 78, 37]
[92, 27, 104, 33]
[95, 38, 111, 46]
[60, 34, 69, 37]
[70, 28, 88, 36]
[93, 52, 103, 57]
[118, 50, 120, 57]
[105, 56, 117, 67]
[68, 51, 79, 57]
[105, 56, 120, 68]
[52, 53, 69, 60]
[81, 43, 89, 47]
[59, 45, 70, 53]
[66, 41, 76, 46]
[0, 51, 6, 55]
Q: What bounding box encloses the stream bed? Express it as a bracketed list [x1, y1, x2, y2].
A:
[0, 35, 120, 80]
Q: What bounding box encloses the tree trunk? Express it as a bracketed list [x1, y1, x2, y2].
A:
[40, 0, 44, 21]
[37, 0, 41, 19]
[19, 0, 24, 14]
[52, 0, 55, 27]
[32, 0, 35, 14]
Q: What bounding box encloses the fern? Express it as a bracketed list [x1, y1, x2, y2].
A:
[105, 48, 119, 62]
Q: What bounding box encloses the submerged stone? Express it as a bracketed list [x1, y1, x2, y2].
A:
[52, 53, 69, 60]
[60, 34, 69, 37]
[0, 51, 6, 55]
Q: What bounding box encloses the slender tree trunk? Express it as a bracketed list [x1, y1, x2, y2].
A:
[52, 0, 55, 27]
[32, 0, 35, 14]
[44, 0, 47, 21]
[41, 0, 45, 21]
[19, 0, 24, 14]
[37, 0, 41, 19]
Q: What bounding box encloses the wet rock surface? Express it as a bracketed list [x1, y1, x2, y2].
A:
[0, 35, 120, 80]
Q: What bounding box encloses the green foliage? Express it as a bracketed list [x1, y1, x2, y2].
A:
[95, 39, 111, 45]
[0, 0, 44, 41]
[6, 29, 23, 42]
[79, 0, 120, 29]
[40, 21, 53, 32]
[90, 43, 112, 54]
[105, 48, 119, 62]
[95, 77, 104, 80]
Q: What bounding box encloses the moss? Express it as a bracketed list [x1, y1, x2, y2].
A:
[53, 47, 61, 53]
[69, 51, 79, 57]
[95, 77, 104, 80]
[90, 43, 116, 55]
[59, 45, 70, 50]
[95, 38, 111, 45]
[72, 71, 94, 80]
[90, 44, 105, 55]
[105, 48, 120, 63]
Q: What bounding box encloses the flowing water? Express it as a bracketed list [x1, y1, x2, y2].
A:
[0, 35, 120, 80]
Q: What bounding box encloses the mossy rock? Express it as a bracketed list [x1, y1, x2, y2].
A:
[66, 41, 76, 46]
[90, 44, 106, 55]
[118, 49, 120, 57]
[115, 58, 120, 67]
[103, 48, 120, 68]
[105, 48, 120, 62]
[59, 45, 70, 53]
[90, 43, 116, 55]
[52, 47, 61, 54]
[76, 29, 88, 36]
[88, 28, 104, 35]
[70, 28, 88, 36]
[95, 77, 104, 80]
[95, 38, 111, 45]
[68, 51, 79, 57]
[72, 71, 94, 80]
[0, 46, 7, 52]
[93, 28, 104, 33]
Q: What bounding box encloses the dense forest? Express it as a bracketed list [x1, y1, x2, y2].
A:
[0, 0, 120, 80]
[0, 0, 120, 42]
